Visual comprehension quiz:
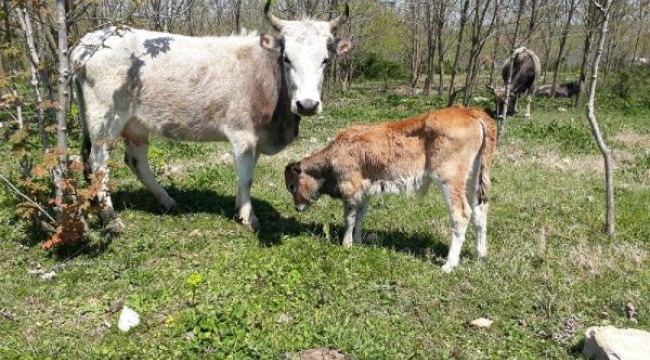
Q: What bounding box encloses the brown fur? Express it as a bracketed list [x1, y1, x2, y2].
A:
[285, 106, 497, 272]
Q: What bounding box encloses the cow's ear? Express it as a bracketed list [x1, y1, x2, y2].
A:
[260, 33, 282, 51]
[332, 38, 352, 56]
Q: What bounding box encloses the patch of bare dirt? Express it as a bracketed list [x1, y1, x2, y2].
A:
[497, 142, 638, 176]
[614, 131, 650, 149]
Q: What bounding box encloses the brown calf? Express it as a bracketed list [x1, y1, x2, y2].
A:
[285, 106, 497, 272]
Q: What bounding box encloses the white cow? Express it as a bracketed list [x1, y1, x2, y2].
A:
[71, 1, 352, 232]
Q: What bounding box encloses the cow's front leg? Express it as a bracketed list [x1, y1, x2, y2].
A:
[232, 138, 260, 231]
[342, 202, 358, 247]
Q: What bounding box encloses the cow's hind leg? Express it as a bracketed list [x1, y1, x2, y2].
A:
[231, 134, 260, 231]
[439, 178, 472, 273]
[524, 89, 533, 119]
[89, 142, 125, 233]
[123, 123, 176, 211]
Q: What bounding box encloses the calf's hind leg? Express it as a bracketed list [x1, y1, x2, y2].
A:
[466, 186, 489, 259]
[439, 179, 472, 273]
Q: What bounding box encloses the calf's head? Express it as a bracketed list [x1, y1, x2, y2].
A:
[262, 0, 352, 117]
[285, 162, 323, 212]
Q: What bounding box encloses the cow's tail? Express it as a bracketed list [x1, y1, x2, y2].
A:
[476, 115, 496, 205]
[73, 71, 92, 182]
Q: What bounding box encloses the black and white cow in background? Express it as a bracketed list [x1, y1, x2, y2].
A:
[71, 1, 352, 232]
[535, 81, 580, 98]
[486, 47, 541, 119]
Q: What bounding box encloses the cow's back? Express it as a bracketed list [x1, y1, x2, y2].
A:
[501, 48, 541, 95]
[72, 27, 278, 142]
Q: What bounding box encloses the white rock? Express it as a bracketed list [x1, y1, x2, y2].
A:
[40, 271, 56, 280]
[469, 317, 493, 328]
[583, 326, 650, 360]
[558, 107, 568, 112]
[117, 306, 141, 332]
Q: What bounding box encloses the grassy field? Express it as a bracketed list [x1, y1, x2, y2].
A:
[1, 88, 649, 358]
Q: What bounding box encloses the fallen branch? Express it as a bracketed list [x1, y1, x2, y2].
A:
[0, 172, 56, 223]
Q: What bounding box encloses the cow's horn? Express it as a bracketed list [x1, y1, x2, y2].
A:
[329, 3, 350, 31]
[264, 0, 286, 31]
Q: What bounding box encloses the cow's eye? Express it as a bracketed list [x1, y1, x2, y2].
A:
[322, 58, 330, 65]
[283, 56, 291, 65]
[288, 184, 296, 193]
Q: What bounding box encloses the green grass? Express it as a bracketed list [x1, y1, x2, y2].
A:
[1, 89, 649, 358]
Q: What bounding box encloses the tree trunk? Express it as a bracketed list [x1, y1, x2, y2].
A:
[551, 0, 577, 97]
[585, 0, 615, 236]
[436, 1, 447, 95]
[463, 0, 497, 106]
[447, 0, 471, 106]
[423, 2, 435, 96]
[497, 0, 525, 144]
[575, 2, 598, 107]
[54, 0, 70, 206]
[15, 7, 49, 149]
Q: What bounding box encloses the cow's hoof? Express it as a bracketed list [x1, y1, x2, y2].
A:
[240, 215, 260, 232]
[441, 263, 455, 273]
[160, 198, 177, 213]
[342, 239, 353, 248]
[105, 218, 125, 233]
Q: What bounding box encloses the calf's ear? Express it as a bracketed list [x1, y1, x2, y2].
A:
[285, 162, 302, 175]
[260, 33, 283, 51]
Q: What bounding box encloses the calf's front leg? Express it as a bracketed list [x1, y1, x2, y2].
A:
[342, 202, 359, 247]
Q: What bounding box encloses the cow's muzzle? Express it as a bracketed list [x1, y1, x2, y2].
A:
[296, 99, 320, 116]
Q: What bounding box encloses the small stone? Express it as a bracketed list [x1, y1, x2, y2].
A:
[558, 107, 568, 112]
[277, 313, 291, 324]
[625, 303, 638, 322]
[40, 271, 57, 280]
[117, 306, 140, 332]
[469, 317, 493, 328]
[0, 309, 16, 321]
[284, 347, 351, 360]
[188, 229, 202, 237]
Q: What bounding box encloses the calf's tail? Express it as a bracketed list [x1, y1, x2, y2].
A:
[477, 116, 496, 204]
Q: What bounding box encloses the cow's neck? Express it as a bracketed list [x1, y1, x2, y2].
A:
[273, 57, 300, 125]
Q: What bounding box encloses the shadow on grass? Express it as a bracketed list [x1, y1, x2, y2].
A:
[49, 188, 453, 263]
[281, 217, 451, 264]
[112, 188, 299, 247]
